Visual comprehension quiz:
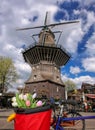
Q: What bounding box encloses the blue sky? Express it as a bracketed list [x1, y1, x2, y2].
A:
[0, 0, 95, 91]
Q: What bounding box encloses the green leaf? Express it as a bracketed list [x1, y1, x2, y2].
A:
[16, 93, 22, 107]
[31, 101, 37, 108]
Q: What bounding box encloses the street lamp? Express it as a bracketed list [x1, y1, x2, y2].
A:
[0, 93, 2, 96]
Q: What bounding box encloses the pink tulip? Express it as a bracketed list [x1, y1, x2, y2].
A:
[36, 100, 43, 107]
[26, 100, 31, 107]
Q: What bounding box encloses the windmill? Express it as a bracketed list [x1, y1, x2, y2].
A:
[17, 12, 79, 99]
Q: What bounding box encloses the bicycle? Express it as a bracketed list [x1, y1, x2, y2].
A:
[50, 100, 95, 130]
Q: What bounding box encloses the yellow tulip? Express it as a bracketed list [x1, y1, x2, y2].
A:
[7, 113, 16, 122]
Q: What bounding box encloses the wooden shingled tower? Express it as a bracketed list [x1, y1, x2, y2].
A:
[18, 12, 78, 99]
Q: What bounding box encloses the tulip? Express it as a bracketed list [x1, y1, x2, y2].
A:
[32, 93, 37, 99]
[12, 97, 16, 102]
[12, 102, 18, 107]
[26, 100, 31, 107]
[36, 100, 43, 107]
[23, 94, 27, 101]
[19, 94, 24, 100]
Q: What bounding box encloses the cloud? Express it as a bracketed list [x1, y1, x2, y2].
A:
[15, 61, 31, 74]
[83, 0, 95, 6]
[70, 66, 81, 74]
[73, 75, 95, 88]
[61, 74, 95, 88]
[82, 57, 95, 72]
[67, 0, 95, 6]
[65, 27, 83, 54]
[85, 33, 95, 56]
[83, 11, 95, 32]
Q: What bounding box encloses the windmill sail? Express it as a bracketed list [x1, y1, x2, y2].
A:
[16, 20, 79, 31]
[16, 12, 79, 46]
[16, 11, 79, 31]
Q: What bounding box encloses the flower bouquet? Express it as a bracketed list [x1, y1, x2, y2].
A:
[12, 93, 46, 112]
[8, 93, 51, 130]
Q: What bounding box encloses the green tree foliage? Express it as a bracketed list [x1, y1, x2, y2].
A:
[64, 80, 76, 92]
[0, 56, 18, 93]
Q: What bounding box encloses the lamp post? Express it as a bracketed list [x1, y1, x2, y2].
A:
[0, 93, 2, 96]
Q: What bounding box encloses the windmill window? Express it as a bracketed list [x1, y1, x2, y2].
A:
[56, 76, 59, 80]
[34, 75, 37, 79]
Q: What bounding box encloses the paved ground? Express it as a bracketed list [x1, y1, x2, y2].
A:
[80, 112, 95, 130]
[0, 109, 95, 130]
[0, 109, 14, 130]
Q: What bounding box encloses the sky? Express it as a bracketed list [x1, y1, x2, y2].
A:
[0, 0, 95, 92]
